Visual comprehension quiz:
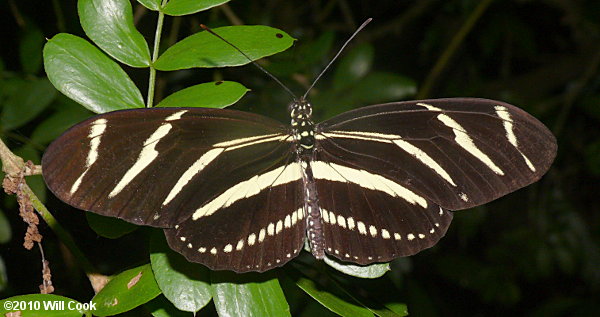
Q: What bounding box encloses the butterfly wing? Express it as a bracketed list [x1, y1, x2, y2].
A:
[164, 149, 306, 272]
[43, 107, 307, 272]
[313, 98, 556, 263]
[309, 154, 453, 264]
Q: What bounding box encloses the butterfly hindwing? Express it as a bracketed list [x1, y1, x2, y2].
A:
[311, 152, 453, 264]
[164, 152, 306, 272]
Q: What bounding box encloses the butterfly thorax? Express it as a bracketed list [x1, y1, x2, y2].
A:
[290, 100, 316, 156]
[290, 100, 325, 259]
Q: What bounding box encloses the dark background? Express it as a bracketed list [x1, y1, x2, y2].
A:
[1, 0, 599, 316]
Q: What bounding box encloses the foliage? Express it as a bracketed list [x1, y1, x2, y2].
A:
[1, 0, 599, 316]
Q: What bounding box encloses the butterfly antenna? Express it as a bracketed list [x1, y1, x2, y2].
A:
[302, 18, 372, 100]
[200, 24, 298, 101]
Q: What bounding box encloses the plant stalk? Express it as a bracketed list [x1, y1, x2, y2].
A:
[417, 0, 494, 98]
[0, 138, 100, 288]
[147, 0, 169, 107]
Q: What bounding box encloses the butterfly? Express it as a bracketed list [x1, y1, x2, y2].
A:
[41, 18, 556, 272]
[41, 95, 556, 272]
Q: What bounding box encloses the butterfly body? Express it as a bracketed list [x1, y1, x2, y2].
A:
[289, 99, 326, 259]
[42, 98, 556, 272]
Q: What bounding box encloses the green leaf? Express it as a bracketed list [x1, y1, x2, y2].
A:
[328, 277, 407, 317]
[145, 295, 191, 317]
[1, 78, 56, 131]
[0, 78, 56, 131]
[323, 254, 390, 279]
[157, 81, 248, 108]
[385, 302, 409, 316]
[211, 271, 291, 317]
[86, 212, 138, 239]
[31, 97, 94, 145]
[349, 72, 416, 104]
[20, 25, 45, 74]
[315, 71, 417, 119]
[0, 256, 6, 292]
[0, 78, 27, 104]
[332, 43, 374, 90]
[150, 232, 212, 312]
[299, 31, 336, 67]
[0, 294, 83, 316]
[92, 264, 162, 316]
[43, 33, 145, 113]
[78, 0, 151, 67]
[0, 209, 10, 244]
[585, 140, 600, 176]
[155, 26, 294, 71]
[136, 0, 161, 11]
[163, 0, 231, 16]
[580, 95, 600, 122]
[268, 31, 335, 77]
[291, 274, 373, 317]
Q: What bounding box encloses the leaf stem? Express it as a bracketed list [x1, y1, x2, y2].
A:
[147, 0, 169, 108]
[417, 0, 494, 98]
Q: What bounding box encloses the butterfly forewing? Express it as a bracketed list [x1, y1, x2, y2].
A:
[42, 107, 293, 228]
[316, 98, 557, 211]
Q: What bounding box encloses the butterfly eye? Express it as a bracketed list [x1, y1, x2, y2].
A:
[289, 102, 299, 116]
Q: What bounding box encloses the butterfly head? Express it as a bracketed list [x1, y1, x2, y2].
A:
[289, 99, 313, 121]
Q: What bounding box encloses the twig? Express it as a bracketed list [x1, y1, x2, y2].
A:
[220, 3, 243, 26]
[552, 48, 600, 136]
[338, 0, 356, 30]
[0, 137, 103, 292]
[8, 0, 25, 28]
[417, 0, 494, 98]
[51, 0, 66, 32]
[39, 250, 54, 294]
[369, 0, 436, 40]
[133, 2, 147, 25]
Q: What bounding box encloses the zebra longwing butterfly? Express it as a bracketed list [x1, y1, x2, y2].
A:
[42, 97, 556, 272]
